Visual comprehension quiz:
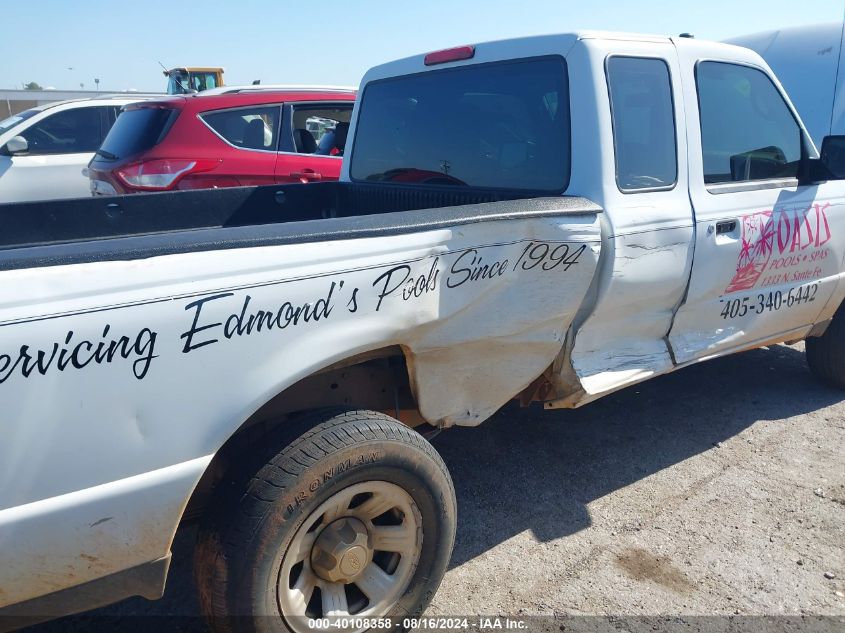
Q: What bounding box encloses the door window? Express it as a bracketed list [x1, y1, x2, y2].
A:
[17, 107, 104, 155]
[606, 56, 677, 191]
[696, 62, 802, 185]
[286, 104, 354, 156]
[190, 72, 218, 92]
[167, 71, 190, 95]
[200, 106, 280, 151]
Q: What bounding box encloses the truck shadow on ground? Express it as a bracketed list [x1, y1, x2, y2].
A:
[25, 344, 843, 630]
[435, 343, 841, 568]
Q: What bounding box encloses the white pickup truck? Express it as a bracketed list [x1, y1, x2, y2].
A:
[2, 31, 845, 633]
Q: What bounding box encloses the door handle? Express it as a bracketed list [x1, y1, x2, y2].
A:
[715, 220, 737, 235]
[290, 170, 322, 182]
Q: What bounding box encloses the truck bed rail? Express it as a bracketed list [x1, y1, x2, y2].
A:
[0, 182, 601, 270]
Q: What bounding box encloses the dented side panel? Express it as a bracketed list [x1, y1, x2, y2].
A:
[567, 226, 694, 401]
[404, 218, 601, 426]
[547, 37, 696, 405]
[0, 209, 600, 606]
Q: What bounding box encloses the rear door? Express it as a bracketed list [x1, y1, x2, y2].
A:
[198, 104, 280, 186]
[561, 39, 696, 400]
[669, 42, 845, 363]
[276, 102, 354, 183]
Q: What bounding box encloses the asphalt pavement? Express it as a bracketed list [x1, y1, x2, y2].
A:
[23, 343, 845, 632]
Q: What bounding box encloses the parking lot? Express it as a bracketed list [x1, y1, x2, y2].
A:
[26, 341, 844, 631]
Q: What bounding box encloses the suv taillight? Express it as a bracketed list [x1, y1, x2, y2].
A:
[116, 158, 219, 190]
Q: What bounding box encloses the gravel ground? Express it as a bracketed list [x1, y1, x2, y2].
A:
[22, 343, 845, 631]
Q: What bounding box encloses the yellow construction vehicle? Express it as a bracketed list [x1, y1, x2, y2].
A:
[164, 67, 225, 94]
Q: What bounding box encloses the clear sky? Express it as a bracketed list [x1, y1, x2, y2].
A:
[1, 0, 842, 92]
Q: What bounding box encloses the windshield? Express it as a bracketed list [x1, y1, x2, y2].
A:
[167, 70, 218, 94]
[189, 72, 218, 92]
[350, 56, 570, 192]
[0, 109, 39, 133]
[167, 71, 190, 95]
[98, 107, 178, 159]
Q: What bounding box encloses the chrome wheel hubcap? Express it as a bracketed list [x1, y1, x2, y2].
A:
[278, 481, 422, 631]
[311, 517, 372, 584]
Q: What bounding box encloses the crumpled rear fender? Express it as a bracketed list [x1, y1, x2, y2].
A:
[400, 215, 602, 426]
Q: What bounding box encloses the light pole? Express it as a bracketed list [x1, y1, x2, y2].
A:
[94, 78, 100, 93]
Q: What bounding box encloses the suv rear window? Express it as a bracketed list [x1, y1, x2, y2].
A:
[99, 107, 178, 159]
[350, 56, 570, 191]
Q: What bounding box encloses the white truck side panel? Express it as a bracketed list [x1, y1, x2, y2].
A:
[0, 457, 209, 608]
[0, 212, 600, 605]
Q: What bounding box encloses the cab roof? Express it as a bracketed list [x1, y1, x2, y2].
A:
[360, 30, 755, 86]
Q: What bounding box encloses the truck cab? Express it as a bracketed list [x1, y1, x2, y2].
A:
[165, 66, 225, 94]
[2, 31, 845, 632]
[347, 32, 845, 401]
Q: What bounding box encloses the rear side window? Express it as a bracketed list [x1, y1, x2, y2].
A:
[351, 56, 570, 191]
[18, 107, 104, 155]
[697, 61, 802, 184]
[99, 107, 178, 159]
[606, 56, 677, 191]
[285, 104, 353, 156]
[200, 106, 280, 151]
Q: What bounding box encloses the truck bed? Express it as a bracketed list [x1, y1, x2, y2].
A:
[0, 182, 600, 270]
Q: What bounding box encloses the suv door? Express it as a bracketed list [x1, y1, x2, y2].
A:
[276, 102, 354, 183]
[0, 105, 108, 202]
[198, 105, 281, 186]
[669, 48, 845, 363]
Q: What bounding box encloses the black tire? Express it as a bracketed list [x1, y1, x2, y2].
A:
[194, 409, 456, 633]
[806, 304, 845, 388]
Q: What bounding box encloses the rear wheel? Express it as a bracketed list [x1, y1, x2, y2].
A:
[195, 409, 456, 633]
[806, 304, 845, 388]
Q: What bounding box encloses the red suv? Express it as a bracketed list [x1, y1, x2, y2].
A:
[87, 86, 356, 194]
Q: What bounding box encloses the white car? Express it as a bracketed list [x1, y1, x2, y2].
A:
[0, 96, 155, 203]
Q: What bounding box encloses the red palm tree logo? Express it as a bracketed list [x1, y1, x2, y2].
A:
[726, 211, 774, 293]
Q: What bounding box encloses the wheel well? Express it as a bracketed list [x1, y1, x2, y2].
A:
[181, 346, 423, 523]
